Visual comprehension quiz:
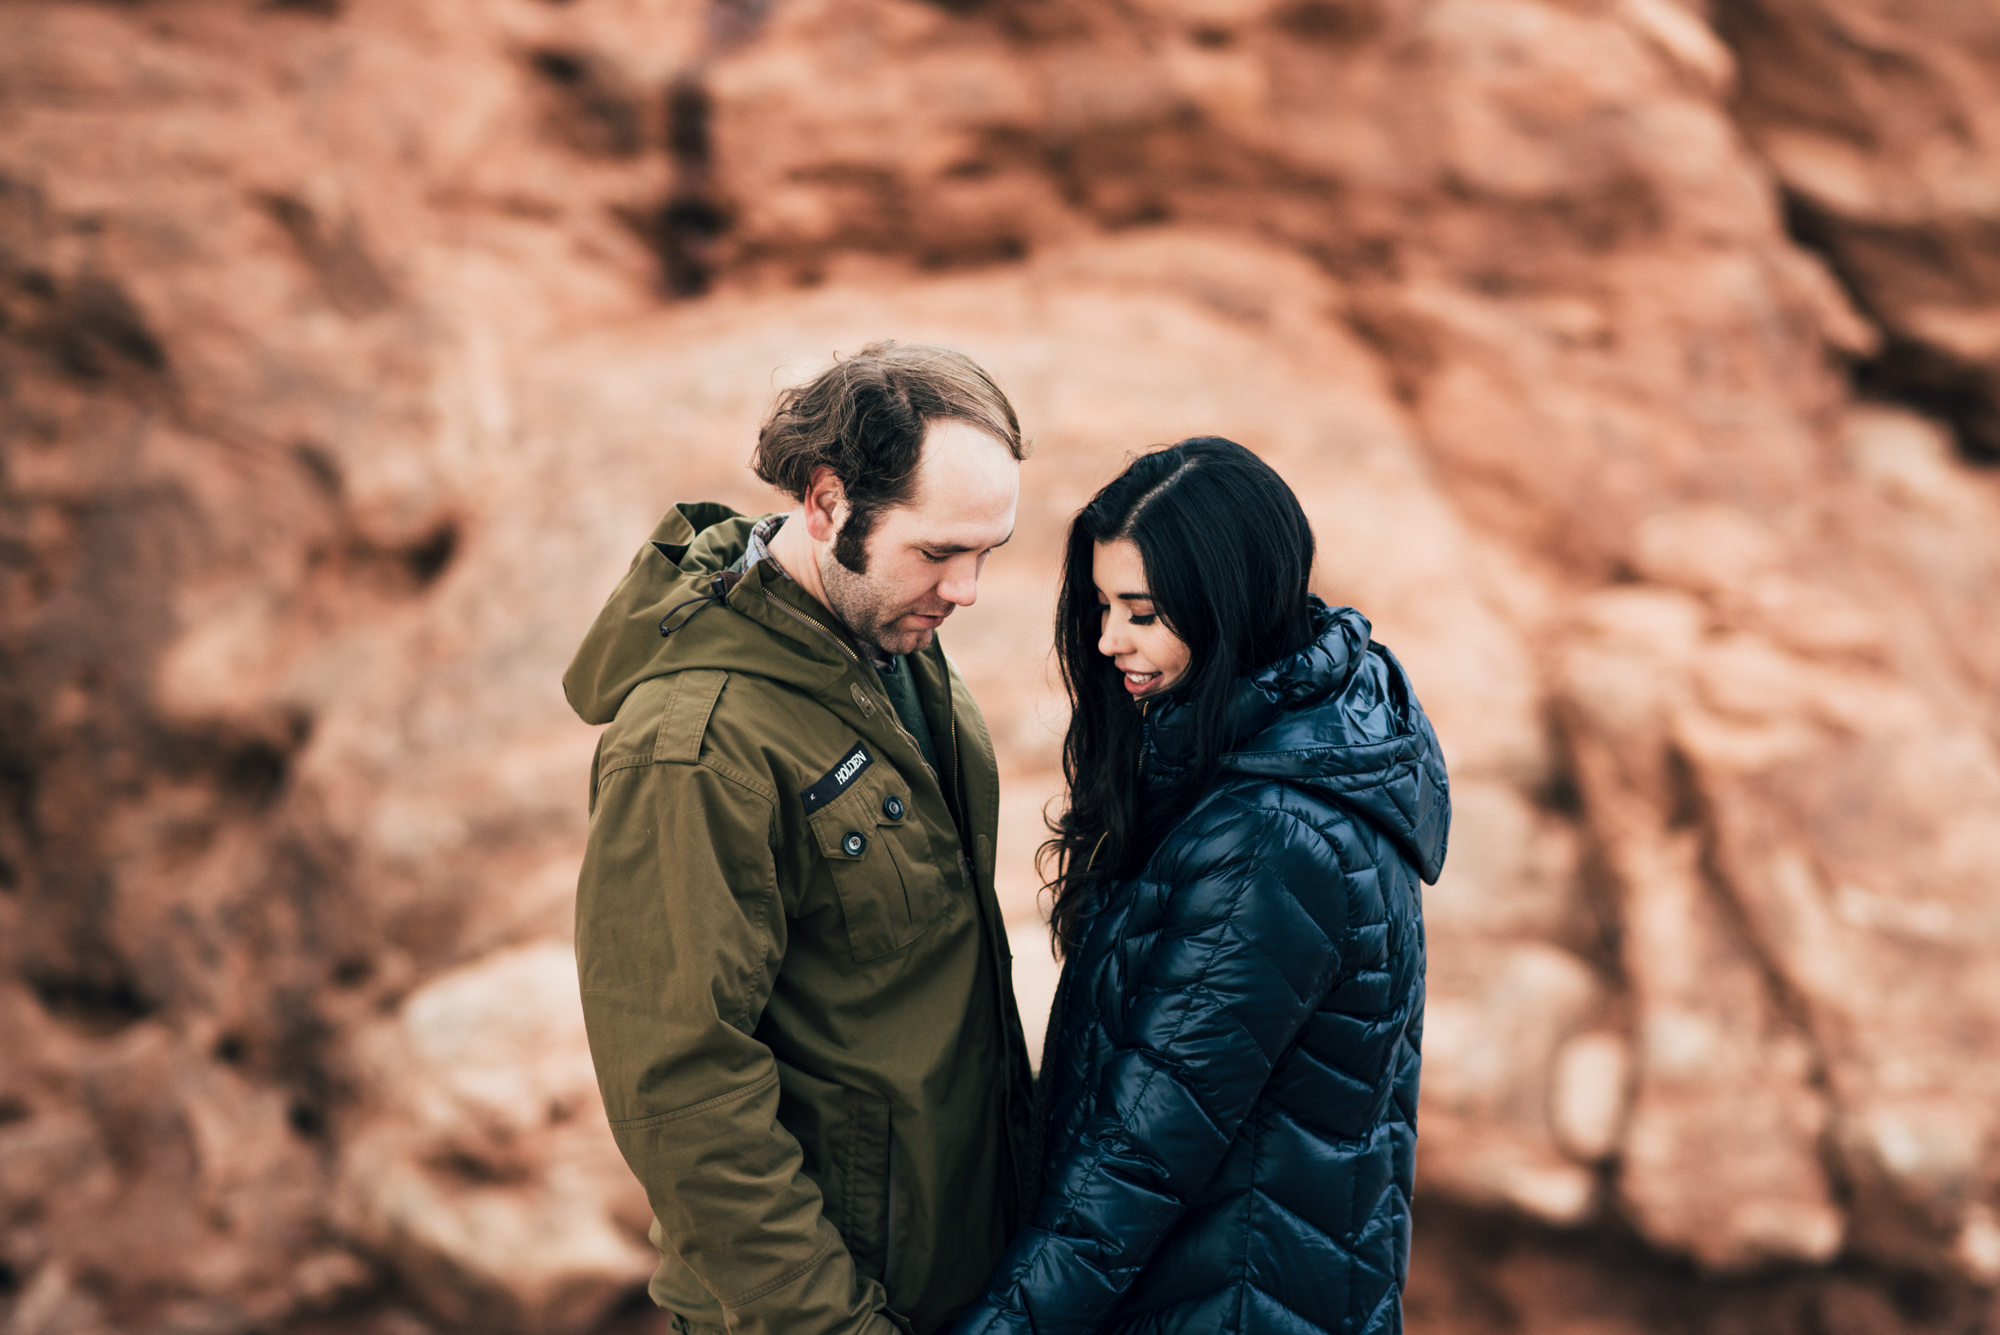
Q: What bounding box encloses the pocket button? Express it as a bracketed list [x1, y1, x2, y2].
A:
[882, 795, 904, 820]
[842, 831, 868, 857]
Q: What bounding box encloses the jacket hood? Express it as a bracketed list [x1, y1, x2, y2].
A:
[1143, 599, 1451, 883]
[564, 502, 853, 725]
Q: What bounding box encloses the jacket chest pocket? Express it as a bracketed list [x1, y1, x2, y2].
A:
[807, 776, 956, 962]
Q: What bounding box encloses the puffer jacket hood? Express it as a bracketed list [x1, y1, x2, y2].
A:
[1142, 599, 1450, 883]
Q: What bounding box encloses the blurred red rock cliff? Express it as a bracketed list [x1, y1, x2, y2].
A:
[3, 1, 2000, 1333]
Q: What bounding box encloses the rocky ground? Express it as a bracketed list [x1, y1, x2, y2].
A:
[3, 1, 2000, 1332]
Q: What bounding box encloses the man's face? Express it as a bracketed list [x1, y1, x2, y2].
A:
[819, 419, 1019, 658]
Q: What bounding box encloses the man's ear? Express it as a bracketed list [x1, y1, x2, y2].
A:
[801, 466, 848, 543]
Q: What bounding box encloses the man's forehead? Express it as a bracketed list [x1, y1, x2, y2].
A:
[882, 503, 1016, 550]
[914, 422, 1017, 484]
[892, 427, 1018, 533]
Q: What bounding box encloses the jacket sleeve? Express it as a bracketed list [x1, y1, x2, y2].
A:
[577, 748, 900, 1335]
[953, 800, 1346, 1335]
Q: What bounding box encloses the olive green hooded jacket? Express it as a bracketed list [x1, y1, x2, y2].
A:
[565, 503, 1035, 1335]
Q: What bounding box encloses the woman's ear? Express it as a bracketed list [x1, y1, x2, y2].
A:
[801, 466, 848, 542]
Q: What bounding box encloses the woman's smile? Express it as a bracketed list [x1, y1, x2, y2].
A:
[1121, 667, 1166, 695]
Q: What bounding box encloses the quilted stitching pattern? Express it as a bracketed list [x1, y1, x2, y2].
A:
[955, 604, 1447, 1335]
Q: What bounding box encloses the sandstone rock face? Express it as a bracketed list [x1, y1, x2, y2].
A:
[2, 2, 1999, 1334]
[1722, 0, 2000, 463]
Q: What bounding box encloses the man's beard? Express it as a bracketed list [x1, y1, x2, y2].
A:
[818, 548, 941, 659]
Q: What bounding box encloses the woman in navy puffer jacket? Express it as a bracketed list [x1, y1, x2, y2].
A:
[956, 438, 1448, 1335]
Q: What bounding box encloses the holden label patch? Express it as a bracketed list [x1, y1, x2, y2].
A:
[802, 741, 874, 814]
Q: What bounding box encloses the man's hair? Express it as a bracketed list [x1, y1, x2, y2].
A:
[752, 341, 1027, 571]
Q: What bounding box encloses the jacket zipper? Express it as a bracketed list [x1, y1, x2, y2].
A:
[883, 1131, 899, 1287]
[942, 675, 970, 852]
[1138, 698, 1150, 781]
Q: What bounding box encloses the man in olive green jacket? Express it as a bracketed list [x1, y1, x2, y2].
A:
[564, 344, 1035, 1335]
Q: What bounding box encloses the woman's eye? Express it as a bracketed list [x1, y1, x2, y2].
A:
[1130, 614, 1157, 627]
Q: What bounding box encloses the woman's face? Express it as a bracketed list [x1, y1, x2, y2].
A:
[1093, 538, 1191, 699]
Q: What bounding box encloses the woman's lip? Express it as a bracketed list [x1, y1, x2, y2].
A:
[1122, 670, 1162, 695]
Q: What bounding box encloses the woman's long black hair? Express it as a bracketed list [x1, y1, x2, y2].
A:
[1043, 437, 1317, 954]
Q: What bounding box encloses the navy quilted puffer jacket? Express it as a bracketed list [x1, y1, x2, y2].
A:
[956, 601, 1447, 1335]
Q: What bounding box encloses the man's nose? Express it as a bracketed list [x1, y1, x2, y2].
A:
[938, 558, 980, 607]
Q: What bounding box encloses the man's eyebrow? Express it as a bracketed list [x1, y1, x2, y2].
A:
[922, 529, 1015, 554]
